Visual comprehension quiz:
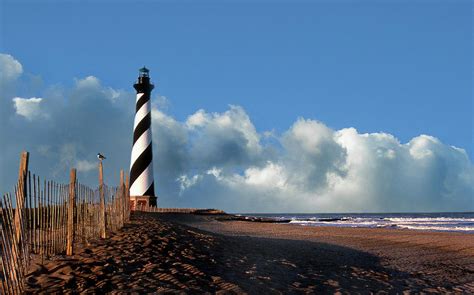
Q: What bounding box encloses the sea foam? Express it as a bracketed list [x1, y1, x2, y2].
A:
[246, 213, 474, 233]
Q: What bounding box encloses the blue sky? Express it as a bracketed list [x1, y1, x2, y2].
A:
[0, 0, 472, 212]
[2, 0, 472, 155]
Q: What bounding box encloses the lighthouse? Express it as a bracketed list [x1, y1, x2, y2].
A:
[129, 67, 157, 208]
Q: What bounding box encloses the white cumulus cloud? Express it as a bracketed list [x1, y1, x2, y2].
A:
[155, 113, 473, 212]
[12, 97, 49, 121]
[0, 53, 23, 82]
[75, 75, 100, 89]
[76, 160, 97, 172]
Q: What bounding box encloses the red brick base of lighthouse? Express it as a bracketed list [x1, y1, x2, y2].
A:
[129, 195, 158, 211]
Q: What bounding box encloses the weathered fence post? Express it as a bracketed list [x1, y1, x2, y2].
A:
[14, 151, 29, 247]
[66, 169, 76, 255]
[99, 161, 106, 239]
[125, 174, 130, 221]
[120, 169, 124, 226]
[17, 151, 29, 188]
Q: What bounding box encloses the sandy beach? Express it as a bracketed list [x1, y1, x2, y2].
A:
[25, 212, 474, 293]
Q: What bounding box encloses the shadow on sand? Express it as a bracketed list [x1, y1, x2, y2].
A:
[25, 213, 432, 293]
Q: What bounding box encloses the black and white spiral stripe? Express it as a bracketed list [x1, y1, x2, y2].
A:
[130, 89, 155, 197]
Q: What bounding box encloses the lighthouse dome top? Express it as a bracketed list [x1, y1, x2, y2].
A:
[139, 66, 150, 78]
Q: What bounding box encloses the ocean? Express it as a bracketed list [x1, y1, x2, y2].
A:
[240, 212, 474, 233]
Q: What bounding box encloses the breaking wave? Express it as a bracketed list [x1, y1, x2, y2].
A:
[245, 213, 474, 233]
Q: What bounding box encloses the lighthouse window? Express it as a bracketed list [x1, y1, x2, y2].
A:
[139, 67, 149, 77]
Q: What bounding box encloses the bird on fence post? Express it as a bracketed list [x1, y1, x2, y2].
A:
[97, 153, 106, 161]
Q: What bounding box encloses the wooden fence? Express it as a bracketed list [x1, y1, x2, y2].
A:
[0, 152, 131, 294]
[134, 206, 198, 213]
[135, 206, 225, 215]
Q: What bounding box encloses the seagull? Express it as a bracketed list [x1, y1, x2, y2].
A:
[97, 153, 106, 161]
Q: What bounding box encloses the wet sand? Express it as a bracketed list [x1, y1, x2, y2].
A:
[25, 212, 474, 293]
